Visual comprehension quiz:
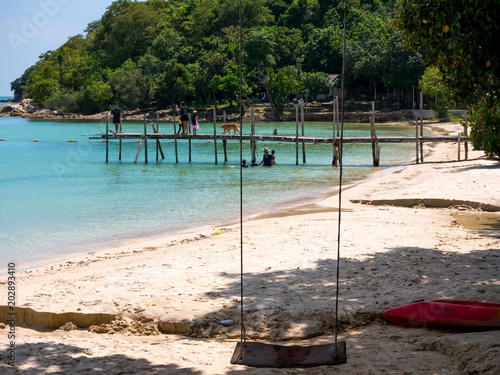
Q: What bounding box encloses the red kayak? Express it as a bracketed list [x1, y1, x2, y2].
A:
[384, 299, 500, 328]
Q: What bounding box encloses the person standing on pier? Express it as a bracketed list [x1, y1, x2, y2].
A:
[179, 101, 189, 135]
[192, 110, 199, 135]
[110, 102, 122, 133]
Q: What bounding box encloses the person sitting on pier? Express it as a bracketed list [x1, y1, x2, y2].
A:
[259, 147, 274, 167]
[110, 102, 122, 133]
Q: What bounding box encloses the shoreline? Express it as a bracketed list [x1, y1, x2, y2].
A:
[0, 120, 445, 275]
[1, 121, 499, 374]
[1, 98, 430, 123]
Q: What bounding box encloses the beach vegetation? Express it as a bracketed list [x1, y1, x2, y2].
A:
[419, 66, 453, 120]
[12, 0, 425, 117]
[395, 0, 500, 156]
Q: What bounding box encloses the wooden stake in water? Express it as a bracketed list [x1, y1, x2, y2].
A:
[336, 96, 340, 137]
[300, 99, 306, 164]
[370, 101, 380, 167]
[295, 102, 299, 165]
[223, 139, 228, 162]
[134, 141, 143, 164]
[420, 91, 424, 163]
[251, 109, 256, 162]
[151, 123, 165, 160]
[463, 114, 469, 160]
[213, 108, 218, 165]
[105, 115, 109, 163]
[173, 109, 178, 163]
[415, 116, 419, 164]
[144, 114, 148, 164]
[156, 113, 159, 161]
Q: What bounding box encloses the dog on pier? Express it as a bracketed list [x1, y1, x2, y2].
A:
[221, 123, 241, 134]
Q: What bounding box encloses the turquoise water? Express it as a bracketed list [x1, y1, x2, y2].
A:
[0, 96, 15, 106]
[0, 113, 419, 271]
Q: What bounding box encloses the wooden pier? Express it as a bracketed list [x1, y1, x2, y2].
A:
[91, 102, 470, 166]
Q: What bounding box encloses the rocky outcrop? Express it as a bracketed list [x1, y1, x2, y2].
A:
[0, 98, 42, 115]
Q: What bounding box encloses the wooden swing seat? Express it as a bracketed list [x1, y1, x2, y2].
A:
[230, 340, 347, 368]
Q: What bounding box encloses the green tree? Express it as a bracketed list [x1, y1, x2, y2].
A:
[109, 59, 142, 108]
[86, 79, 113, 112]
[466, 93, 500, 158]
[98, 1, 162, 67]
[244, 30, 275, 71]
[29, 79, 58, 103]
[192, 50, 226, 105]
[396, 0, 500, 156]
[211, 66, 249, 106]
[265, 66, 300, 119]
[301, 71, 330, 97]
[419, 66, 453, 119]
[382, 31, 424, 106]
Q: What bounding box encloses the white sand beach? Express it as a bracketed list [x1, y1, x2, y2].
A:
[1, 122, 499, 374]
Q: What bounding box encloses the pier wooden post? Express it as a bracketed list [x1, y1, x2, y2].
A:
[188, 113, 192, 162]
[300, 99, 306, 164]
[415, 116, 419, 164]
[173, 111, 178, 163]
[134, 141, 143, 164]
[151, 123, 165, 160]
[105, 115, 109, 163]
[333, 100, 336, 161]
[119, 111, 123, 160]
[144, 114, 148, 164]
[333, 99, 336, 139]
[213, 108, 218, 164]
[463, 114, 468, 160]
[458, 133, 461, 161]
[336, 96, 340, 137]
[222, 110, 227, 161]
[251, 109, 256, 163]
[156, 114, 159, 161]
[295, 102, 299, 165]
[370, 102, 380, 167]
[420, 91, 424, 163]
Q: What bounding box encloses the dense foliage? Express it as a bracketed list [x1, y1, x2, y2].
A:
[12, 0, 424, 116]
[396, 0, 500, 157]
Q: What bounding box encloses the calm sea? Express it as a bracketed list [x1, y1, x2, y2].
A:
[0, 98, 420, 271]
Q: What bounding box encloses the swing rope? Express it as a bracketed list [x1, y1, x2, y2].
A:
[238, 0, 246, 345]
[237, 0, 347, 357]
[334, 0, 348, 348]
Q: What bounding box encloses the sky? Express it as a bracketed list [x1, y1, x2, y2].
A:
[0, 0, 114, 96]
